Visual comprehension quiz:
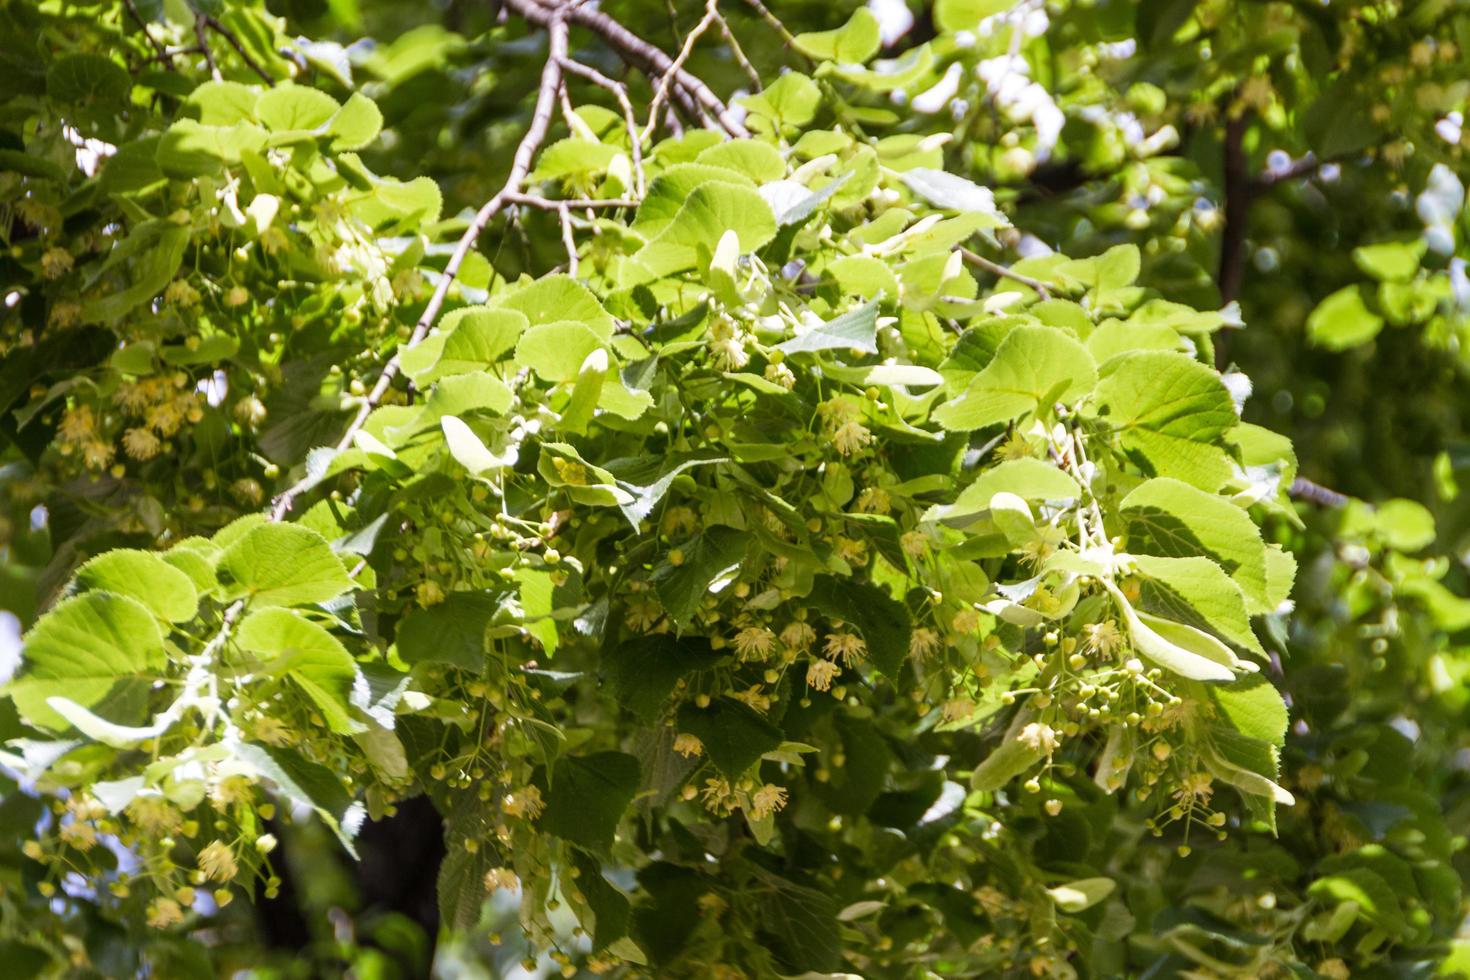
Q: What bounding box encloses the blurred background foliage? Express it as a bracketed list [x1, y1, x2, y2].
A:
[5, 0, 1470, 976]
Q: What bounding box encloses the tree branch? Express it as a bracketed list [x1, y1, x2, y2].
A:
[123, 0, 173, 66]
[557, 56, 645, 196]
[1289, 477, 1349, 509]
[199, 13, 275, 84]
[640, 3, 720, 144]
[959, 248, 1052, 299]
[508, 0, 747, 137]
[505, 193, 637, 209]
[1252, 151, 1322, 190]
[194, 15, 222, 81]
[270, 15, 570, 520]
[1217, 111, 1251, 307]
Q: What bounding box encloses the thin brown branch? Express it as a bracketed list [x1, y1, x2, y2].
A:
[1289, 477, 1349, 508]
[194, 15, 221, 81]
[714, 8, 762, 91]
[641, 4, 719, 144]
[199, 13, 275, 84]
[1253, 151, 1320, 190]
[270, 15, 570, 520]
[510, 0, 748, 137]
[557, 56, 645, 196]
[741, 0, 805, 59]
[123, 0, 172, 66]
[505, 193, 638, 209]
[958, 248, 1052, 299]
[1218, 111, 1251, 307]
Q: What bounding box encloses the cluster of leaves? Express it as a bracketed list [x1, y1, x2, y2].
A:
[3, 0, 1470, 977]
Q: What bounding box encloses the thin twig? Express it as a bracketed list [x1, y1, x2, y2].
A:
[123, 0, 173, 66]
[512, 0, 748, 137]
[194, 15, 222, 81]
[713, 8, 762, 91]
[270, 16, 570, 520]
[1253, 151, 1320, 189]
[641, 3, 719, 144]
[505, 193, 638, 209]
[557, 56, 645, 197]
[742, 0, 803, 54]
[1289, 477, 1349, 508]
[557, 79, 581, 136]
[558, 203, 579, 277]
[958, 248, 1052, 299]
[199, 13, 275, 84]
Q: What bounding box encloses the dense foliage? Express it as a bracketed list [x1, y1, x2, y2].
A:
[3, 0, 1470, 976]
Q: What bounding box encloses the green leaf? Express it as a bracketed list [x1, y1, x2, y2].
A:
[1131, 554, 1265, 655]
[514, 321, 608, 382]
[1307, 285, 1384, 350]
[696, 139, 787, 182]
[83, 225, 190, 323]
[971, 708, 1044, 791]
[402, 307, 528, 385]
[572, 852, 633, 953]
[73, 549, 199, 623]
[677, 697, 783, 777]
[632, 163, 754, 237]
[944, 459, 1081, 520]
[436, 827, 497, 933]
[793, 8, 882, 63]
[828, 254, 899, 299]
[187, 80, 260, 125]
[328, 92, 383, 150]
[1121, 477, 1271, 613]
[736, 73, 821, 132]
[934, 0, 1019, 32]
[1091, 351, 1237, 491]
[255, 82, 340, 132]
[750, 865, 843, 973]
[1375, 498, 1436, 552]
[46, 53, 130, 104]
[1208, 674, 1289, 748]
[7, 593, 166, 731]
[353, 174, 443, 230]
[515, 567, 558, 657]
[806, 575, 912, 677]
[934, 326, 1097, 431]
[531, 138, 620, 180]
[776, 301, 879, 355]
[606, 635, 724, 721]
[1105, 580, 1242, 682]
[540, 751, 640, 852]
[652, 527, 750, 631]
[615, 455, 727, 528]
[1307, 869, 1412, 940]
[441, 416, 516, 474]
[237, 608, 359, 735]
[1353, 239, 1426, 282]
[396, 591, 503, 669]
[492, 274, 615, 338]
[1085, 318, 1180, 363]
[631, 182, 778, 280]
[1048, 878, 1116, 913]
[219, 524, 353, 607]
[236, 742, 362, 855]
[1263, 545, 1297, 611]
[155, 120, 268, 178]
[412, 372, 514, 430]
